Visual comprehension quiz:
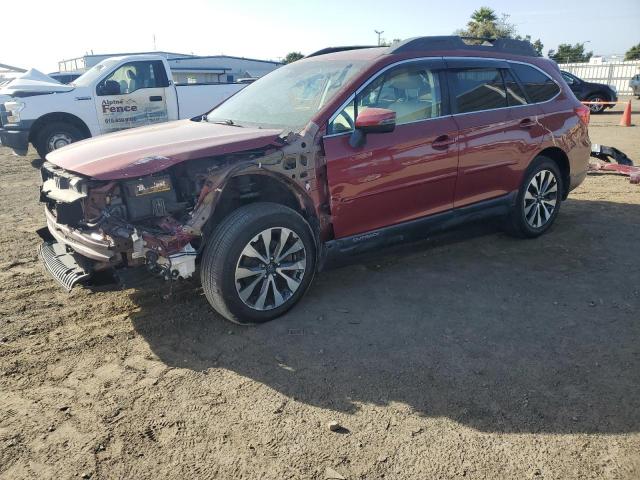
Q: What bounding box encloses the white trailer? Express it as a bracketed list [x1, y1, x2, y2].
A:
[0, 54, 245, 157]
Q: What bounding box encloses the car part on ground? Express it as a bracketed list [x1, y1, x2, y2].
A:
[36, 36, 591, 323]
[589, 144, 640, 185]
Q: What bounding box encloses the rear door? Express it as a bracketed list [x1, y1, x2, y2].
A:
[446, 58, 542, 207]
[94, 60, 171, 134]
[323, 59, 459, 238]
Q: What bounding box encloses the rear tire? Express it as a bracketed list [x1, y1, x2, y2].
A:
[35, 122, 86, 159]
[200, 202, 316, 325]
[505, 156, 563, 238]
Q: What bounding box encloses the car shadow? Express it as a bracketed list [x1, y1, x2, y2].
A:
[128, 198, 640, 434]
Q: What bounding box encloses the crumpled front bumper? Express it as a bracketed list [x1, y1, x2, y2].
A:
[43, 205, 115, 262]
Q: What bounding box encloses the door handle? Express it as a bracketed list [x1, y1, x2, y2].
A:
[432, 134, 456, 150]
[519, 118, 536, 129]
[149, 96, 163, 102]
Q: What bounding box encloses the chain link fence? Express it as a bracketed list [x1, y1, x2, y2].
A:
[559, 60, 640, 95]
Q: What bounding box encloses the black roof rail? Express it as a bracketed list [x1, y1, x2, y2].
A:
[306, 45, 379, 58]
[388, 36, 538, 57]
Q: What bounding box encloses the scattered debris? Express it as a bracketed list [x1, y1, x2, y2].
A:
[327, 421, 342, 432]
[589, 144, 640, 185]
[325, 466, 346, 480]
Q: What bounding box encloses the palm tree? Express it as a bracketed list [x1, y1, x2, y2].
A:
[470, 7, 498, 24]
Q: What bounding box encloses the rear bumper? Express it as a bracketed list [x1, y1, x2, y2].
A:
[0, 127, 29, 155]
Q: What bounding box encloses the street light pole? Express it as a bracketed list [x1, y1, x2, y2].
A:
[375, 30, 384, 46]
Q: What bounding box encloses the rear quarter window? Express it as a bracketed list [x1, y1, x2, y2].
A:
[510, 63, 560, 103]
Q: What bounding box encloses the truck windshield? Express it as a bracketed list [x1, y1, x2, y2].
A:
[206, 58, 367, 130]
[71, 59, 120, 87]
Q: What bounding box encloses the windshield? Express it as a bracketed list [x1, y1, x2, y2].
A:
[206, 58, 367, 130]
[71, 59, 120, 87]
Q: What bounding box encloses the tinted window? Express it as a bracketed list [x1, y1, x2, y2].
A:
[450, 68, 507, 113]
[510, 63, 560, 103]
[503, 70, 527, 106]
[329, 63, 442, 134]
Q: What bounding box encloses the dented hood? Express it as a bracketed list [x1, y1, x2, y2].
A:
[46, 119, 284, 180]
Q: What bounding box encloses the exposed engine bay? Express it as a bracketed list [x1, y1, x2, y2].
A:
[37, 127, 323, 290]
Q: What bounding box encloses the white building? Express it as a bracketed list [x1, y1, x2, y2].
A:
[57, 51, 281, 84]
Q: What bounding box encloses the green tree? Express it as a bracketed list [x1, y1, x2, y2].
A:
[455, 6, 542, 54]
[625, 43, 640, 61]
[532, 39, 544, 56]
[548, 43, 593, 64]
[283, 52, 304, 64]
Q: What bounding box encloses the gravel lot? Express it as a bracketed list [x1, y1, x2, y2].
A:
[1, 101, 639, 479]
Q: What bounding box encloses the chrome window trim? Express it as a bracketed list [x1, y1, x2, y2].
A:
[323, 56, 563, 138]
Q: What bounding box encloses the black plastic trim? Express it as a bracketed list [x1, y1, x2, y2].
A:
[320, 192, 517, 269]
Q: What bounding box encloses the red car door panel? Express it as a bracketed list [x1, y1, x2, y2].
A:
[324, 117, 459, 238]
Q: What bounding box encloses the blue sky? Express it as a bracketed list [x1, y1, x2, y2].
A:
[2, 0, 639, 72]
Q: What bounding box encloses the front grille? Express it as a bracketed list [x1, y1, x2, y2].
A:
[39, 241, 91, 291]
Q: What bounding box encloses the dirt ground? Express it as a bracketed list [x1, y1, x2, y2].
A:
[1, 100, 639, 480]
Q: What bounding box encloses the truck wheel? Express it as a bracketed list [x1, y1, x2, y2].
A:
[35, 122, 86, 159]
[505, 156, 563, 238]
[200, 202, 316, 324]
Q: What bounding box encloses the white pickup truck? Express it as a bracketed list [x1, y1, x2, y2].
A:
[0, 54, 245, 157]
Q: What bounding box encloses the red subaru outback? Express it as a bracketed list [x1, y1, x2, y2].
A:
[39, 36, 591, 323]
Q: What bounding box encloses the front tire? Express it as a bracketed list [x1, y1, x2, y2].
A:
[200, 202, 316, 324]
[35, 122, 86, 159]
[505, 156, 563, 238]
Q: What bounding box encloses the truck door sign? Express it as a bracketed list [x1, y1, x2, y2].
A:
[100, 96, 168, 133]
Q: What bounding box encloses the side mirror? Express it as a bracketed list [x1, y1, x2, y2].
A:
[349, 108, 396, 148]
[97, 80, 121, 96]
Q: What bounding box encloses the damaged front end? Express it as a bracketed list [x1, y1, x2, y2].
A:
[37, 158, 224, 290]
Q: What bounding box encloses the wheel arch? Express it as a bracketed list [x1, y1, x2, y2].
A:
[536, 146, 571, 199]
[28, 112, 91, 145]
[204, 170, 320, 243]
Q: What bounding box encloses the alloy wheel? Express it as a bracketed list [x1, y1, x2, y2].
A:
[523, 169, 558, 228]
[588, 97, 605, 113]
[234, 227, 307, 311]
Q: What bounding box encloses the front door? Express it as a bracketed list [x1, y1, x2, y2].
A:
[322, 60, 459, 239]
[95, 60, 170, 134]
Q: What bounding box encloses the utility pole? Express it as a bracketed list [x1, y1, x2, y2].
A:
[153, 34, 157, 51]
[375, 30, 384, 46]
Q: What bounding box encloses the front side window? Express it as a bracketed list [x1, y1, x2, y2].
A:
[510, 63, 560, 103]
[561, 72, 575, 84]
[449, 68, 507, 113]
[329, 63, 442, 134]
[96, 61, 168, 96]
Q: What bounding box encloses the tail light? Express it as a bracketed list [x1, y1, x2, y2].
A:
[575, 104, 590, 125]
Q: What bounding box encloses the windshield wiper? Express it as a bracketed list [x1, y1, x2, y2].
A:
[207, 118, 244, 127]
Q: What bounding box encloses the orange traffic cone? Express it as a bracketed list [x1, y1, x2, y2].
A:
[619, 100, 632, 127]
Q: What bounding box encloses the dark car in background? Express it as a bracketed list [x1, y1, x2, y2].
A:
[561, 70, 617, 114]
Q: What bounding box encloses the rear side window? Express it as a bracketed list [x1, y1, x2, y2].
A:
[510, 63, 560, 103]
[449, 68, 507, 113]
[502, 70, 527, 106]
